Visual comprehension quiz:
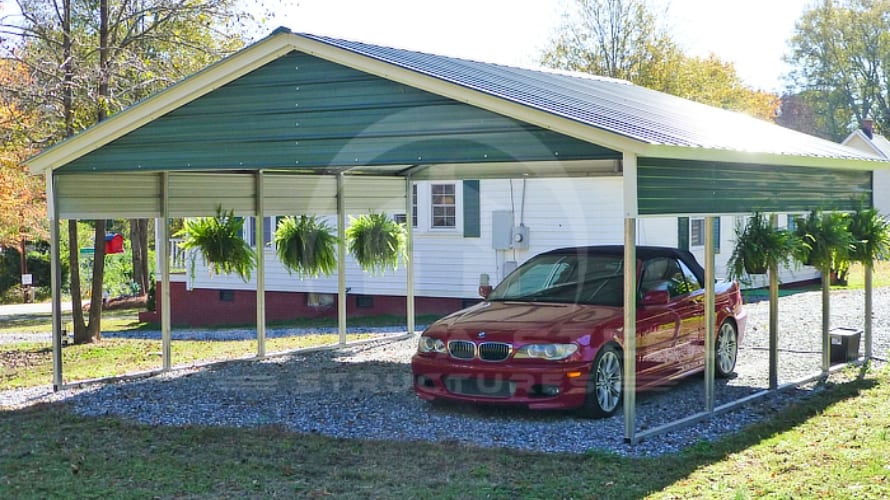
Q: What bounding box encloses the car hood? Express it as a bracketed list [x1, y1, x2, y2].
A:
[425, 300, 623, 344]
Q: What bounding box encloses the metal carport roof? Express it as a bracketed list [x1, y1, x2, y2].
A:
[26, 27, 890, 444]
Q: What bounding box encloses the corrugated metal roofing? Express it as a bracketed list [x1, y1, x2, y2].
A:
[299, 32, 874, 161]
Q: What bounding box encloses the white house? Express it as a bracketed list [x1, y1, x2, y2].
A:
[842, 120, 890, 216]
[173, 176, 819, 325]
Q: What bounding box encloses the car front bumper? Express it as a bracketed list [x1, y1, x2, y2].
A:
[411, 355, 592, 410]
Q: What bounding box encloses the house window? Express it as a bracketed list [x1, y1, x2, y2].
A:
[242, 217, 277, 248]
[412, 184, 418, 227]
[786, 214, 798, 231]
[690, 218, 705, 247]
[431, 183, 456, 228]
[397, 184, 418, 227]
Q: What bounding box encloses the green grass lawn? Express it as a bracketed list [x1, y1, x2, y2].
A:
[2, 285, 890, 496]
[1, 366, 887, 498]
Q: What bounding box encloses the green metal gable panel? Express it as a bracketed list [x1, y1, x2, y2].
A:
[638, 158, 873, 215]
[59, 51, 619, 173]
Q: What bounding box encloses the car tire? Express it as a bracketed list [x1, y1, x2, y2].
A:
[715, 319, 738, 378]
[579, 343, 623, 418]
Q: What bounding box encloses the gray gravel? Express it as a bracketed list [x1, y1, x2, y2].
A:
[2, 288, 888, 457]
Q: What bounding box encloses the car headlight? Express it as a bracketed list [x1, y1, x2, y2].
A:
[418, 336, 446, 353]
[513, 343, 578, 360]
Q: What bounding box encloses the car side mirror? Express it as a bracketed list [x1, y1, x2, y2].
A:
[478, 285, 492, 299]
[642, 289, 670, 306]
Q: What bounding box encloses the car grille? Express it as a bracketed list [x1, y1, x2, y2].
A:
[447, 341, 512, 361]
[448, 340, 475, 360]
[478, 342, 512, 361]
[443, 376, 516, 398]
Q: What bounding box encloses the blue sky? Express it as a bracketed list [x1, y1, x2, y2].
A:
[273, 0, 812, 92]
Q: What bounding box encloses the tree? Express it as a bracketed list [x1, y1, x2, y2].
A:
[541, 0, 779, 120]
[785, 0, 890, 140]
[1, 0, 274, 342]
[0, 58, 47, 293]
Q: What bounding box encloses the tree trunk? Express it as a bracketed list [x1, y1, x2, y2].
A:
[69, 220, 89, 343]
[130, 219, 150, 295]
[80, 0, 111, 342]
[87, 220, 106, 340]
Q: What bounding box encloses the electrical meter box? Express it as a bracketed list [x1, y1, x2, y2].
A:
[511, 225, 530, 250]
[492, 210, 514, 250]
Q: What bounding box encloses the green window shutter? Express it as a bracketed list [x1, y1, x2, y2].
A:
[463, 180, 481, 238]
[678, 217, 689, 250]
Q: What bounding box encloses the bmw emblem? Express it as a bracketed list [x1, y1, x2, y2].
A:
[477, 331, 487, 339]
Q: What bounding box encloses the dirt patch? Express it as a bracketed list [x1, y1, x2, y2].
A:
[82, 295, 147, 312]
[0, 349, 48, 371]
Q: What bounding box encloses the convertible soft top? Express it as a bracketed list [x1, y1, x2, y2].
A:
[539, 245, 706, 285]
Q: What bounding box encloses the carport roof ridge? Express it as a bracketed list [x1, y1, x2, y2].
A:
[26, 27, 885, 175]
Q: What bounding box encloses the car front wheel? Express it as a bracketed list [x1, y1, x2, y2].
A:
[715, 320, 738, 378]
[580, 343, 622, 418]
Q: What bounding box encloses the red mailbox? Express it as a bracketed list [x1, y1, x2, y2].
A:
[105, 233, 124, 254]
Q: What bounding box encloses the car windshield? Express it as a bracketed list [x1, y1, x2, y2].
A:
[487, 253, 624, 306]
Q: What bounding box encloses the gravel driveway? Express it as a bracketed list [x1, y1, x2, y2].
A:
[3, 287, 888, 457]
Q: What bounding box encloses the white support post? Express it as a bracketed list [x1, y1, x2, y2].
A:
[622, 218, 637, 444]
[865, 263, 873, 361]
[704, 216, 716, 413]
[769, 262, 779, 389]
[337, 173, 347, 345]
[405, 177, 415, 335]
[160, 172, 172, 370]
[255, 171, 266, 358]
[621, 152, 638, 444]
[768, 213, 779, 389]
[48, 173, 63, 391]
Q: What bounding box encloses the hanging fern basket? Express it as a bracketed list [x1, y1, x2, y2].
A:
[345, 213, 407, 275]
[175, 205, 256, 282]
[274, 215, 338, 278]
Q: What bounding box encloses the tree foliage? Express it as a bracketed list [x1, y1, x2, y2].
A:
[541, 0, 779, 120]
[0, 59, 47, 248]
[785, 0, 890, 140]
[0, 0, 282, 340]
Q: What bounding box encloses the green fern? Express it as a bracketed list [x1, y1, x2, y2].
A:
[793, 209, 855, 272]
[848, 205, 890, 265]
[175, 206, 256, 282]
[274, 215, 338, 278]
[345, 213, 407, 275]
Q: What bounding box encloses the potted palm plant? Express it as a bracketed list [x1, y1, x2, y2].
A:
[176, 206, 256, 281]
[727, 212, 797, 282]
[345, 212, 407, 275]
[274, 215, 339, 278]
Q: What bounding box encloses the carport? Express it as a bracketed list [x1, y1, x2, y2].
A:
[27, 28, 886, 443]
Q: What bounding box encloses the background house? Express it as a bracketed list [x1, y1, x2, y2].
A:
[842, 119, 890, 215]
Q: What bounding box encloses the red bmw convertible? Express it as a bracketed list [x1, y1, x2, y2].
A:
[411, 245, 747, 417]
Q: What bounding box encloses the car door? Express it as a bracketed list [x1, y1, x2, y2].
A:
[635, 257, 704, 384]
